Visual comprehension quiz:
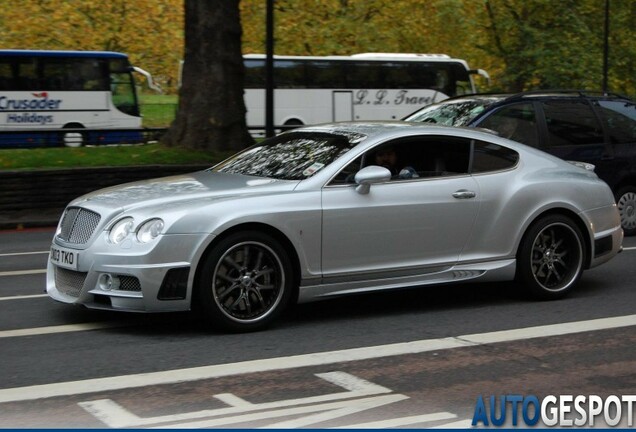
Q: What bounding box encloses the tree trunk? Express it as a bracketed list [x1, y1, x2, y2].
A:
[162, 0, 253, 151]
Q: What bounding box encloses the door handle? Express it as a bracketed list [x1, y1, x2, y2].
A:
[452, 190, 476, 199]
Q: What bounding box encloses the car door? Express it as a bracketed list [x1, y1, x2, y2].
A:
[320, 135, 480, 280]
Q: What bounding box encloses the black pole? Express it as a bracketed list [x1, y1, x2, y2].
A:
[265, 0, 275, 137]
[602, 0, 609, 93]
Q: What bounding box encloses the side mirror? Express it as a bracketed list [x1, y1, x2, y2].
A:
[354, 165, 392, 194]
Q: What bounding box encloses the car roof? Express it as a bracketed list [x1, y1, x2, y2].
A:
[284, 121, 502, 144]
[442, 89, 633, 104]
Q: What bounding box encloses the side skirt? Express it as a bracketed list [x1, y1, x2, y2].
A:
[297, 259, 516, 303]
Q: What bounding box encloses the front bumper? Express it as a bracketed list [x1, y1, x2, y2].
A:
[46, 232, 214, 312]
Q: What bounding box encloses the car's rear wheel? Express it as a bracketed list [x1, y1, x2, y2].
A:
[615, 185, 636, 236]
[196, 231, 293, 332]
[516, 215, 585, 300]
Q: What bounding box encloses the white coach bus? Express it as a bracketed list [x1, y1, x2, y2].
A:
[242, 53, 489, 130]
[0, 49, 157, 148]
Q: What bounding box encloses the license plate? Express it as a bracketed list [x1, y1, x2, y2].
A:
[50, 246, 79, 270]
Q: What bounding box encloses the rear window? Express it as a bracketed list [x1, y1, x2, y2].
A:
[542, 100, 604, 147]
[595, 100, 636, 144]
[471, 141, 519, 173]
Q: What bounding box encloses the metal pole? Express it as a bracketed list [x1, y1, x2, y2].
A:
[602, 0, 609, 93]
[265, 0, 275, 137]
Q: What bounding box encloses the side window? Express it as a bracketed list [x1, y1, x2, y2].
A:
[330, 136, 471, 185]
[346, 61, 382, 88]
[542, 100, 604, 147]
[478, 103, 539, 147]
[329, 156, 362, 185]
[0, 60, 14, 90]
[306, 61, 345, 88]
[244, 59, 265, 88]
[15, 57, 38, 90]
[595, 100, 636, 144]
[471, 140, 519, 173]
[275, 60, 306, 88]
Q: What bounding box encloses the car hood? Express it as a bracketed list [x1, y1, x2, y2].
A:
[70, 170, 300, 214]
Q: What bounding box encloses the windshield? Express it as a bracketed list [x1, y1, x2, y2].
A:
[404, 97, 503, 126]
[212, 131, 364, 180]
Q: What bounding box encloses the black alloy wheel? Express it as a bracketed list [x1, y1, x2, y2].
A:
[517, 215, 585, 300]
[196, 231, 293, 332]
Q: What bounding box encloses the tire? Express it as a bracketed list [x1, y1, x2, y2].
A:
[284, 119, 303, 126]
[615, 186, 636, 236]
[61, 124, 86, 148]
[195, 231, 294, 332]
[516, 215, 585, 300]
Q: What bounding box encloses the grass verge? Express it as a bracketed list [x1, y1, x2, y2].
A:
[0, 143, 232, 171]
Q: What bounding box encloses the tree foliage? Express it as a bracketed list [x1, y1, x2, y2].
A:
[1, 0, 634, 150]
[0, 0, 184, 91]
[2, 0, 633, 96]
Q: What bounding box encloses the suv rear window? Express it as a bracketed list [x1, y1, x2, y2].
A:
[542, 100, 604, 147]
[595, 100, 636, 144]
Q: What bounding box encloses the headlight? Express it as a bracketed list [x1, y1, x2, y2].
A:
[108, 217, 134, 244]
[136, 218, 164, 243]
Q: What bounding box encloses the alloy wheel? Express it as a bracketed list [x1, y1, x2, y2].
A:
[212, 241, 285, 323]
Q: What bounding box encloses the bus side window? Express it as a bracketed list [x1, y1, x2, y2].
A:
[0, 61, 14, 90]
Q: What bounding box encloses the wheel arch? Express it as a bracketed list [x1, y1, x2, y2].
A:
[518, 207, 592, 270]
[612, 178, 636, 196]
[192, 222, 302, 306]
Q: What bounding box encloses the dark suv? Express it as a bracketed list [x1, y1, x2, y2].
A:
[404, 90, 636, 235]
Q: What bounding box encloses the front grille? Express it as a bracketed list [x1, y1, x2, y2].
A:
[58, 207, 101, 245]
[55, 267, 88, 298]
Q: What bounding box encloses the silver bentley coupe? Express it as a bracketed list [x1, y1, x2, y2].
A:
[47, 122, 623, 331]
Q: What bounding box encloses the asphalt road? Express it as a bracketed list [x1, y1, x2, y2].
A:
[1, 228, 635, 428]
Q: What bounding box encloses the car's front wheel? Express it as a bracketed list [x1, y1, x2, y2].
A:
[196, 231, 294, 332]
[615, 185, 636, 236]
[516, 215, 585, 300]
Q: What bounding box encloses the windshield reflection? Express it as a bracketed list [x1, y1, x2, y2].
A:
[213, 131, 365, 180]
[405, 97, 502, 126]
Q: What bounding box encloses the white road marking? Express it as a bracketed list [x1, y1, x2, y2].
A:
[0, 251, 49, 257]
[0, 322, 127, 339]
[0, 269, 46, 277]
[430, 419, 475, 428]
[0, 294, 47, 302]
[316, 371, 391, 394]
[0, 314, 635, 404]
[213, 393, 254, 407]
[155, 394, 409, 429]
[78, 372, 404, 428]
[623, 246, 636, 251]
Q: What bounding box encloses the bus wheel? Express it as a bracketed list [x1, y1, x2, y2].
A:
[283, 119, 303, 131]
[61, 124, 86, 148]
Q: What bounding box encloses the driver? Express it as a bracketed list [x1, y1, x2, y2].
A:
[374, 146, 419, 179]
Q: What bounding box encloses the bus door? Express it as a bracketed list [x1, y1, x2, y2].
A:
[333, 91, 353, 121]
